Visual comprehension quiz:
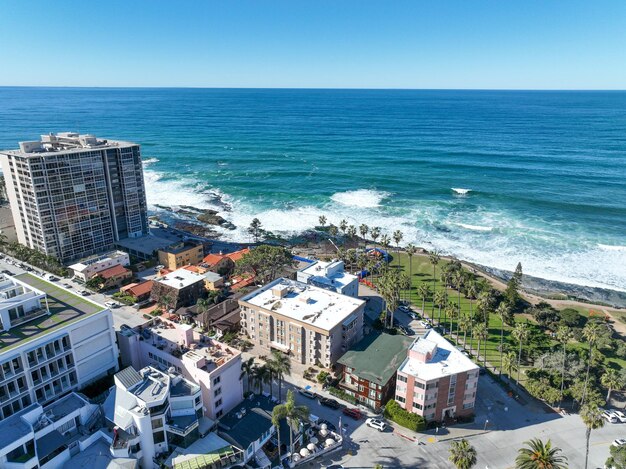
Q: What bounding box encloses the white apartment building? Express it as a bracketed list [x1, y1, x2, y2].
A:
[239, 278, 365, 367]
[68, 250, 130, 282]
[395, 329, 479, 422]
[0, 132, 148, 262]
[0, 392, 112, 469]
[103, 366, 205, 469]
[0, 273, 118, 421]
[117, 320, 243, 421]
[297, 260, 359, 297]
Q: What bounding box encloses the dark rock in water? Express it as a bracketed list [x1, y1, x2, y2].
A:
[196, 210, 236, 230]
[174, 222, 221, 239]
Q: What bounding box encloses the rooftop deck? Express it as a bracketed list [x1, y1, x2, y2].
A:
[0, 274, 106, 352]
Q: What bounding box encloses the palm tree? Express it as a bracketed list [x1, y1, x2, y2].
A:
[392, 230, 403, 266]
[359, 224, 369, 247]
[339, 219, 348, 234]
[433, 290, 447, 325]
[580, 404, 604, 469]
[252, 364, 271, 394]
[445, 304, 457, 337]
[239, 357, 255, 394]
[417, 284, 431, 315]
[556, 325, 573, 408]
[318, 215, 327, 227]
[370, 226, 381, 245]
[466, 281, 477, 320]
[281, 390, 310, 462]
[474, 322, 488, 369]
[512, 323, 530, 387]
[458, 315, 472, 350]
[428, 250, 441, 291]
[380, 234, 391, 256]
[405, 244, 417, 302]
[448, 438, 477, 469]
[328, 224, 338, 237]
[601, 368, 622, 402]
[502, 351, 516, 382]
[347, 225, 357, 239]
[272, 403, 287, 460]
[495, 302, 510, 378]
[453, 269, 464, 314]
[515, 438, 568, 469]
[269, 350, 291, 402]
[581, 321, 603, 406]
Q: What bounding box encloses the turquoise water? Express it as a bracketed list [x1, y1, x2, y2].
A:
[0, 88, 625, 290]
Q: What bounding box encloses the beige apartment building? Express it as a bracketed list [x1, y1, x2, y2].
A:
[239, 278, 365, 367]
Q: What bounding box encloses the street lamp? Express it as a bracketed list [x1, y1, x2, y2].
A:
[484, 419, 489, 431]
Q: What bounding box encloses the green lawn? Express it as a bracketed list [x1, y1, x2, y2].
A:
[374, 251, 625, 385]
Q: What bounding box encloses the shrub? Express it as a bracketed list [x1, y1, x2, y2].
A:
[559, 308, 586, 328]
[317, 371, 330, 384]
[384, 399, 426, 431]
[328, 386, 357, 405]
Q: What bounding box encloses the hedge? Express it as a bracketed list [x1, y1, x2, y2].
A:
[328, 386, 357, 405]
[384, 399, 426, 432]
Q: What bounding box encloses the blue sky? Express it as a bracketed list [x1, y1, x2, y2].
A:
[1, 0, 625, 89]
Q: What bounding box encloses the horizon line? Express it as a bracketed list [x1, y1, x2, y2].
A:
[0, 85, 625, 92]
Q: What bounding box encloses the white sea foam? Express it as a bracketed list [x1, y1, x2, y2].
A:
[598, 244, 626, 252]
[143, 169, 219, 210]
[452, 188, 472, 195]
[456, 223, 493, 232]
[330, 189, 390, 208]
[142, 157, 160, 165]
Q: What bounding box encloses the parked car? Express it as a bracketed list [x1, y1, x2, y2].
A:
[602, 410, 618, 423]
[342, 407, 362, 420]
[78, 290, 90, 296]
[613, 410, 626, 423]
[418, 320, 432, 329]
[44, 273, 57, 281]
[154, 265, 165, 272]
[612, 438, 626, 447]
[408, 312, 419, 320]
[1, 270, 11, 275]
[298, 388, 317, 399]
[366, 418, 387, 432]
[104, 301, 120, 309]
[319, 397, 342, 409]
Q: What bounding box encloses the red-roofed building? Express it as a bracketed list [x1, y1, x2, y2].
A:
[97, 264, 133, 288]
[120, 280, 154, 303]
[201, 248, 250, 275]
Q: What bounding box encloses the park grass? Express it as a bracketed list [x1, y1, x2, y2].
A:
[377, 251, 624, 385]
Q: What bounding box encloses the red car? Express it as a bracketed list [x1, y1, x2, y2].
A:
[342, 407, 362, 420]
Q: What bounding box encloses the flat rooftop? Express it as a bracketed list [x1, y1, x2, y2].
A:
[68, 250, 128, 270]
[0, 273, 106, 352]
[241, 278, 364, 331]
[63, 437, 138, 469]
[155, 268, 205, 290]
[399, 329, 479, 381]
[115, 233, 173, 257]
[300, 260, 358, 289]
[2, 132, 136, 157]
[161, 241, 201, 255]
[337, 333, 414, 385]
[131, 368, 170, 404]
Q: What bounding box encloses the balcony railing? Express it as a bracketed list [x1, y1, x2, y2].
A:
[10, 308, 48, 327]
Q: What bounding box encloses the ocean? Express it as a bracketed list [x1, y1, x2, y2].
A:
[0, 88, 625, 291]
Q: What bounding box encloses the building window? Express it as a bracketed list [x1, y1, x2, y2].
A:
[412, 402, 423, 410]
[216, 410, 223, 418]
[215, 399, 222, 408]
[414, 380, 425, 389]
[396, 395, 406, 403]
[463, 402, 475, 409]
[397, 374, 407, 383]
[214, 387, 222, 397]
[213, 376, 221, 386]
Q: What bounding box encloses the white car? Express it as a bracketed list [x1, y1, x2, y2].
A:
[418, 320, 432, 329]
[613, 410, 626, 423]
[408, 312, 419, 320]
[366, 418, 387, 432]
[612, 438, 626, 447]
[44, 274, 57, 281]
[602, 410, 618, 423]
[104, 301, 120, 309]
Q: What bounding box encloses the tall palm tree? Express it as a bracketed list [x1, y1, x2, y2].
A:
[239, 357, 255, 394]
[448, 438, 477, 469]
[417, 284, 431, 316]
[466, 281, 477, 321]
[328, 224, 338, 237]
[495, 302, 510, 378]
[458, 315, 472, 350]
[347, 225, 357, 239]
[339, 219, 348, 234]
[555, 325, 573, 408]
[515, 438, 568, 469]
[429, 251, 441, 292]
[512, 323, 530, 387]
[359, 224, 369, 247]
[370, 226, 381, 245]
[581, 321, 603, 406]
[601, 368, 622, 402]
[433, 290, 447, 325]
[253, 364, 271, 394]
[272, 403, 287, 460]
[445, 304, 457, 337]
[380, 234, 391, 259]
[269, 350, 291, 402]
[453, 269, 464, 314]
[282, 390, 310, 462]
[474, 322, 488, 369]
[318, 215, 327, 227]
[580, 404, 604, 469]
[405, 244, 417, 302]
[502, 351, 516, 382]
[392, 230, 403, 266]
